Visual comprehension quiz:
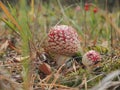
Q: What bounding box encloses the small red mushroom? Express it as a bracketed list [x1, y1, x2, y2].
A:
[93, 7, 98, 13]
[44, 25, 82, 67]
[82, 50, 101, 70]
[84, 3, 90, 11]
[84, 6, 89, 11]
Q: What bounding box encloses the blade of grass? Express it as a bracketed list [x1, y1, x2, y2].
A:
[0, 1, 22, 31]
[30, 0, 34, 15]
[18, 0, 33, 90]
[0, 18, 20, 35]
[100, 11, 120, 35]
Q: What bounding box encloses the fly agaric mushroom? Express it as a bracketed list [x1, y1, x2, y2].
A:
[82, 50, 101, 70]
[44, 25, 82, 67]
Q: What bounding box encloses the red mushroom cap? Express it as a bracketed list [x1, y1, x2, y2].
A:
[86, 50, 100, 62]
[82, 50, 101, 67]
[44, 25, 80, 56]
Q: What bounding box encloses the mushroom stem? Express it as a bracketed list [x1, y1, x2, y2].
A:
[53, 54, 71, 67]
[78, 44, 84, 56]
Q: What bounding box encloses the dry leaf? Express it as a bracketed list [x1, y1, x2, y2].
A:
[0, 40, 9, 51]
[39, 63, 52, 75]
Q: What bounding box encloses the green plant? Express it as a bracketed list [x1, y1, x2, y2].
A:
[0, 0, 33, 89]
